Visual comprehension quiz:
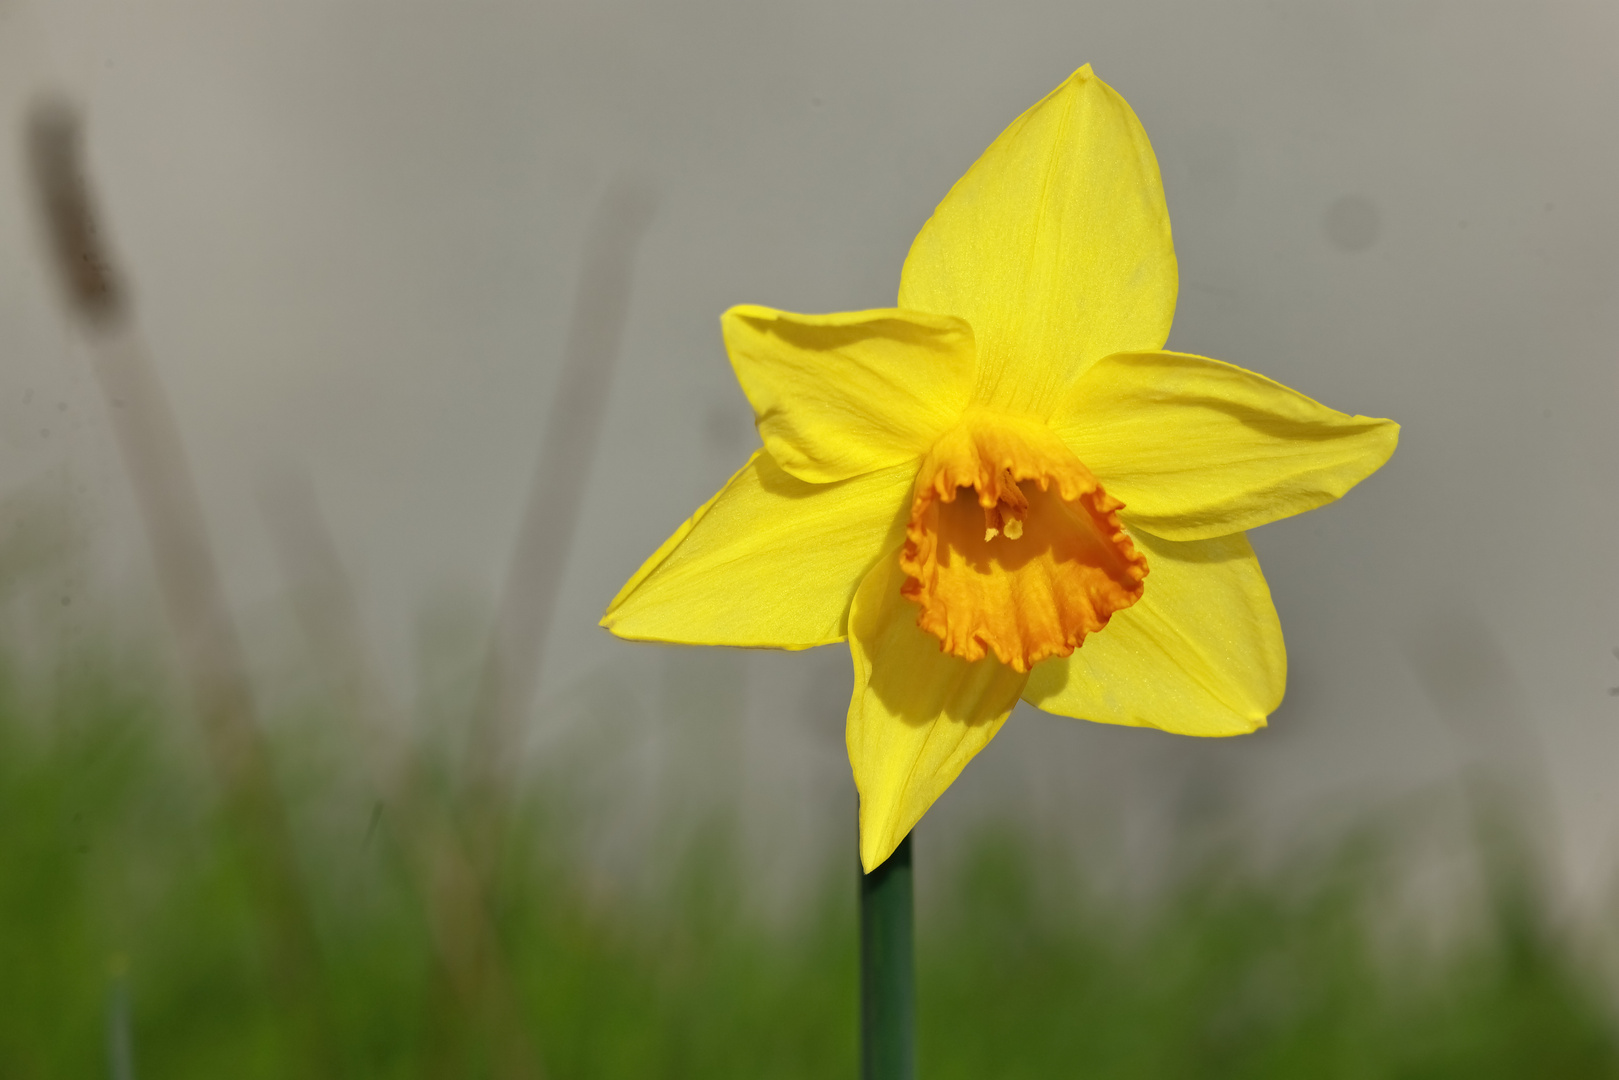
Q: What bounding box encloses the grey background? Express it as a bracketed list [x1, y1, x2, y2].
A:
[0, 2, 1615, 903]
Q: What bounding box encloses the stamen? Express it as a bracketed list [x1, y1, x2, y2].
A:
[981, 500, 1027, 542]
[979, 470, 1030, 543]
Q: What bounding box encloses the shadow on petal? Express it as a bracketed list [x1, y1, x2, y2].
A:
[847, 549, 1027, 869]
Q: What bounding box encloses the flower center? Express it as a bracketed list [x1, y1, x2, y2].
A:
[900, 412, 1147, 673]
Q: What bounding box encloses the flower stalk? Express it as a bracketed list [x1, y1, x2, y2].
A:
[860, 833, 915, 1080]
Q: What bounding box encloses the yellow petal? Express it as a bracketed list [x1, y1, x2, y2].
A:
[1052, 351, 1399, 541]
[1022, 528, 1283, 736]
[603, 450, 912, 647]
[847, 548, 1028, 871]
[722, 305, 976, 484]
[898, 65, 1176, 416]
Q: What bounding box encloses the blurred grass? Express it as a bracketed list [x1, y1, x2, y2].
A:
[3, 633, 1618, 1078]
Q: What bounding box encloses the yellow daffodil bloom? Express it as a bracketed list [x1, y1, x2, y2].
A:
[603, 65, 1398, 872]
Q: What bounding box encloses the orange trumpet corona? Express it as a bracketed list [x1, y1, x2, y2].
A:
[900, 413, 1148, 673]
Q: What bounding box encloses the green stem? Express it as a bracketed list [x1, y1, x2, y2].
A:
[860, 833, 915, 1080]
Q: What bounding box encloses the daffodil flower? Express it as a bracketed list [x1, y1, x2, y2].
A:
[603, 65, 1397, 871]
